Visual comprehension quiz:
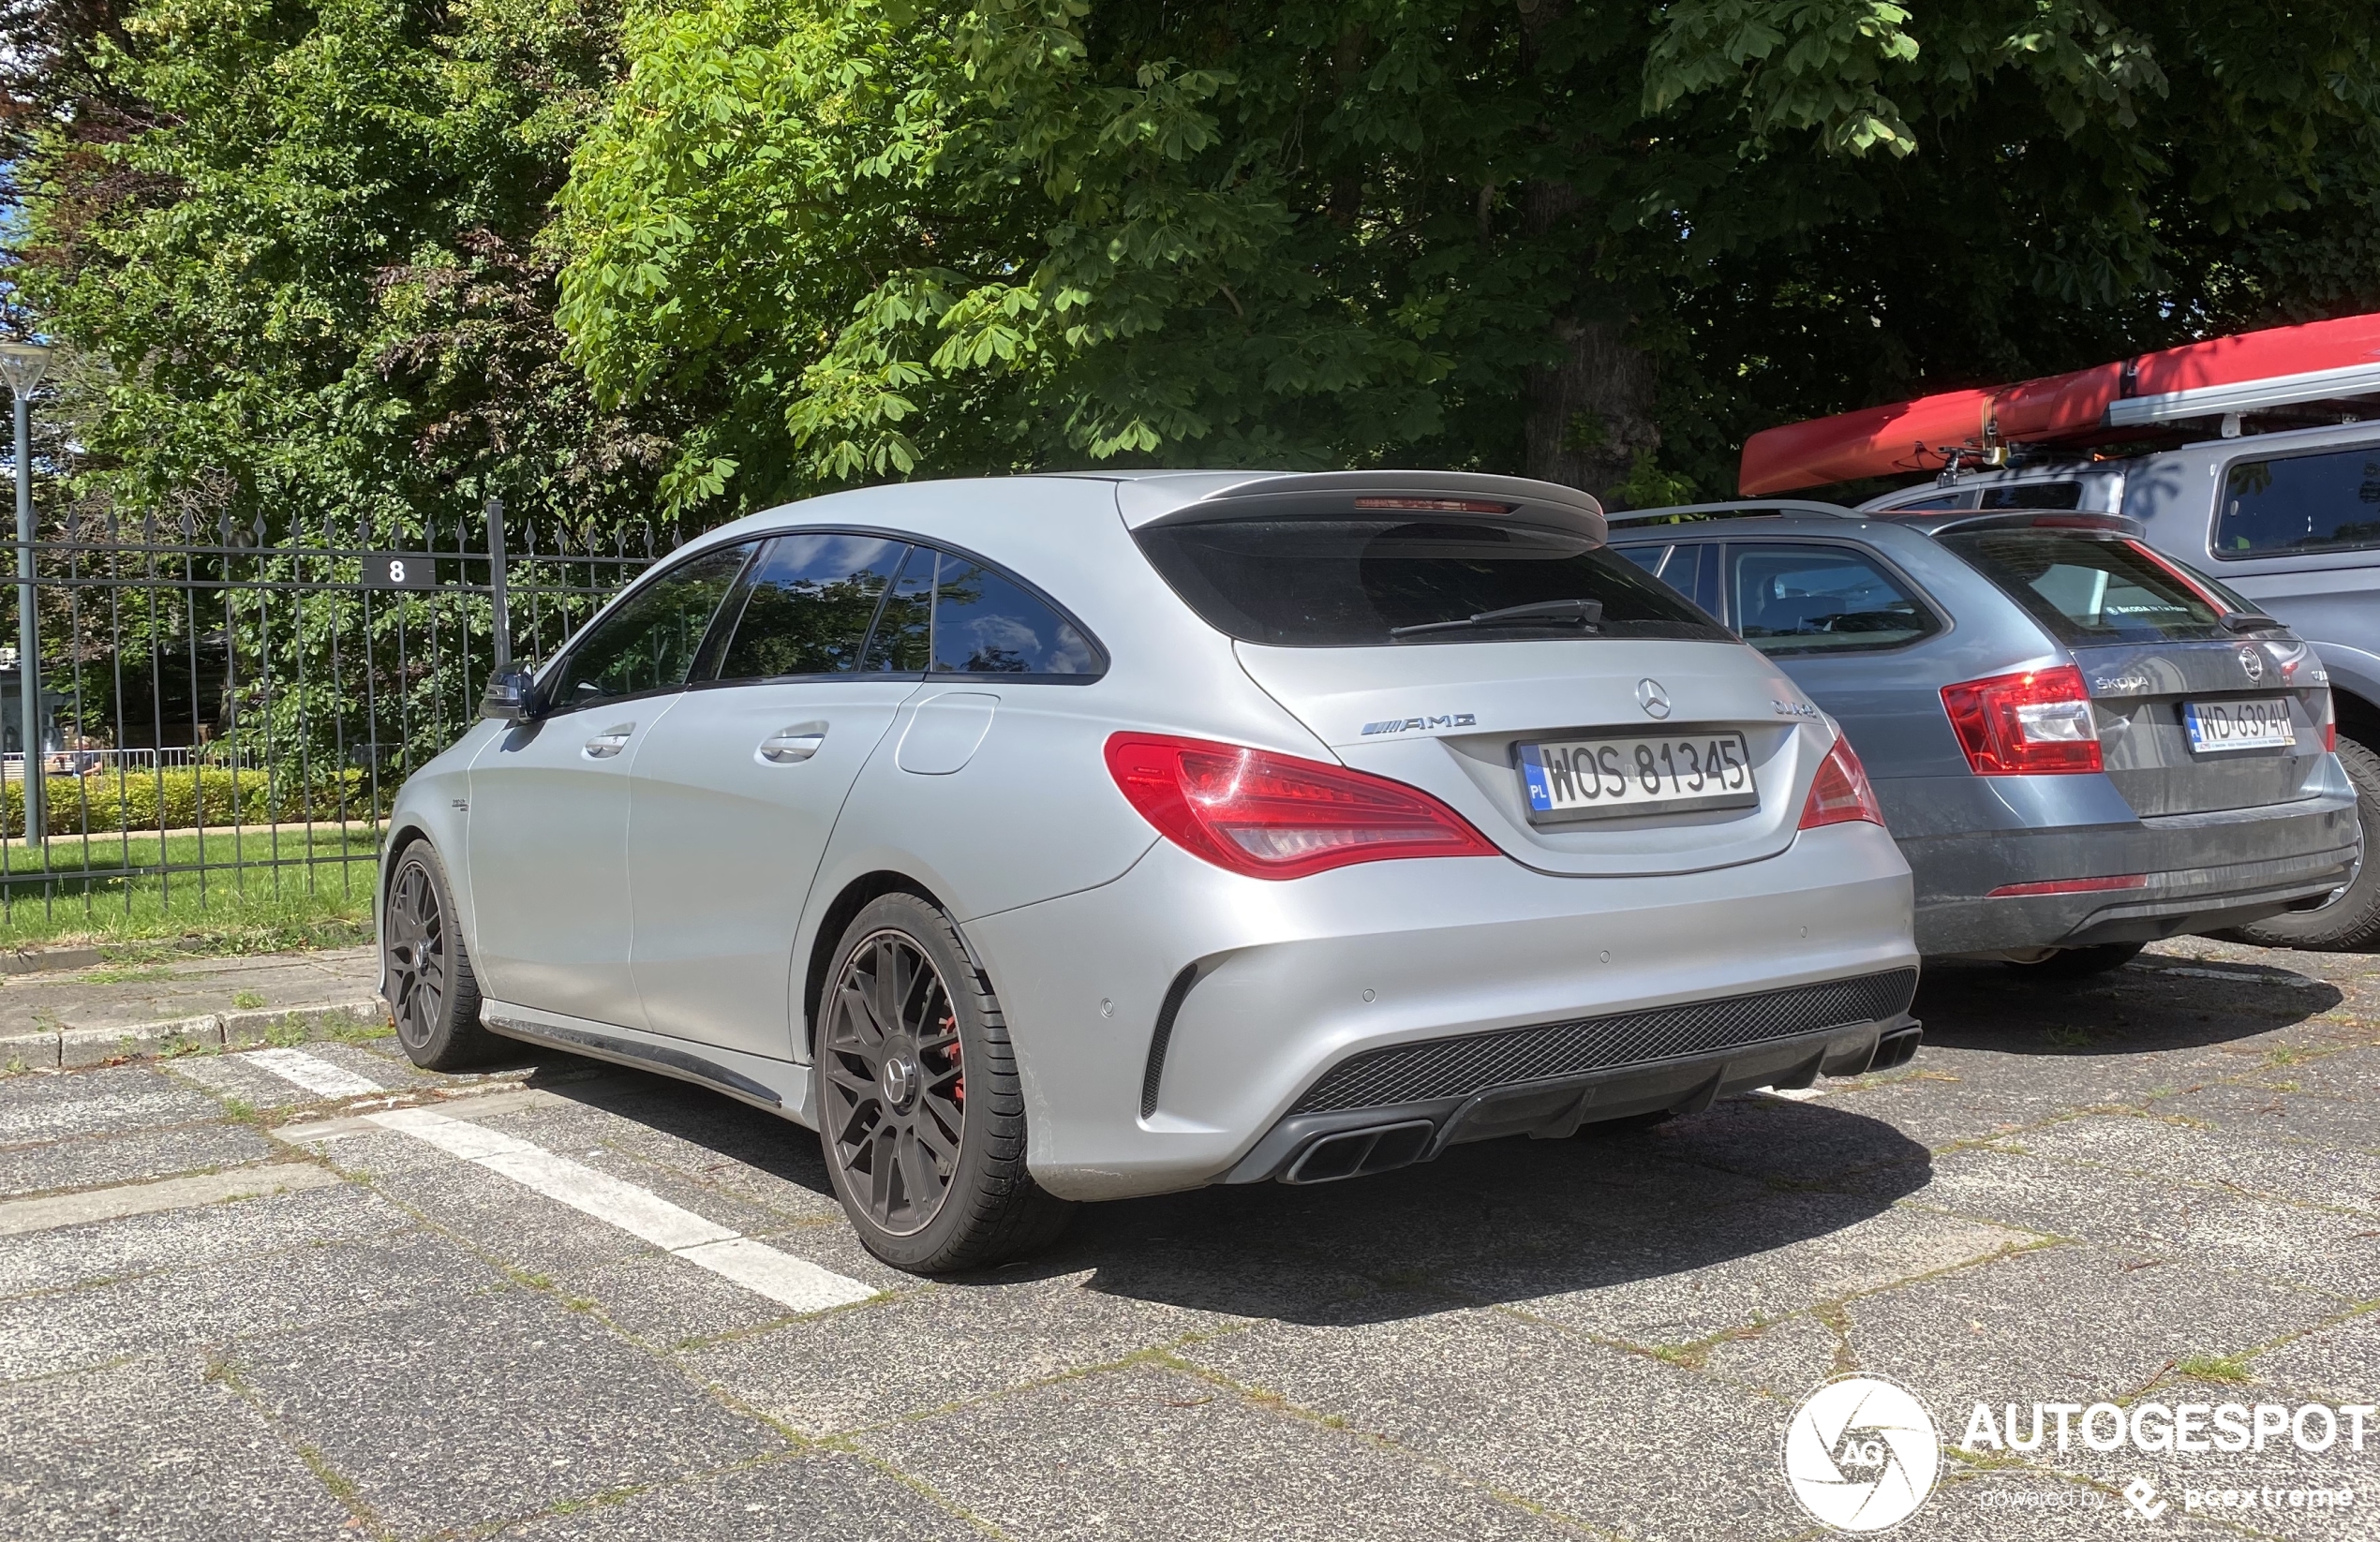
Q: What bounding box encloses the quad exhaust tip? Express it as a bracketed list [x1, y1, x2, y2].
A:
[1867, 1024, 1923, 1074]
[1282, 1119, 1435, 1184]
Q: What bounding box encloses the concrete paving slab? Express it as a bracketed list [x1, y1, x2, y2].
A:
[1841, 1242, 2338, 1412]
[1179, 1308, 1800, 1540]
[0, 1351, 356, 1541]
[856, 1361, 1591, 1541]
[0, 1160, 342, 1239]
[0, 1062, 222, 1142]
[2255, 1310, 2380, 1406]
[678, 1268, 1227, 1436]
[492, 1454, 974, 1541]
[1886, 1144, 2380, 1297]
[1448, 1194, 2039, 1348]
[0, 1227, 489, 1382]
[235, 1287, 788, 1539]
[0, 945, 378, 1036]
[2012, 1112, 2380, 1216]
[2150, 1073, 2380, 1151]
[1914, 1466, 2239, 1541]
[0, 1179, 399, 1298]
[0, 1120, 275, 1199]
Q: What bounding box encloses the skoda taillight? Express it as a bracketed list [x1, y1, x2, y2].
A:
[1939, 665, 2103, 776]
[1104, 734, 1498, 880]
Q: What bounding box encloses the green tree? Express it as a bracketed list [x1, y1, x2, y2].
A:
[560, 0, 2380, 513]
[6, 0, 666, 536]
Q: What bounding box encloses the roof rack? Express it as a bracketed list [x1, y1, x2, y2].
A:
[1605, 499, 1865, 526]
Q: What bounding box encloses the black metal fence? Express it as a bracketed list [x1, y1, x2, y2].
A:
[0, 504, 675, 939]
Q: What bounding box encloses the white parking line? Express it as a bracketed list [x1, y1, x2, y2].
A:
[242, 1046, 387, 1099]
[364, 1105, 877, 1314]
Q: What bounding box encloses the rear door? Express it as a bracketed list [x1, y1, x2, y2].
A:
[1932, 523, 2332, 815]
[1132, 511, 1829, 877]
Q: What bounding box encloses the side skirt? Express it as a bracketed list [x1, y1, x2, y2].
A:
[477, 1000, 816, 1128]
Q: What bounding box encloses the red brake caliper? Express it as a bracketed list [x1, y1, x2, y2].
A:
[945, 1014, 963, 1105]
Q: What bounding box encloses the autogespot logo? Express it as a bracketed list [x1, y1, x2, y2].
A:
[1784, 1375, 1942, 1533]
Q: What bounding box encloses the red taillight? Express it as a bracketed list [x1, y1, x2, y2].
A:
[1799, 734, 1887, 830]
[1104, 733, 1499, 880]
[1940, 665, 2103, 776]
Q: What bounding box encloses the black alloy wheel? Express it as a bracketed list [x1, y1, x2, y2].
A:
[381, 842, 491, 1070]
[820, 928, 968, 1237]
[813, 893, 1073, 1273]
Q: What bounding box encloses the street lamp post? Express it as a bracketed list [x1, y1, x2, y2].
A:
[0, 342, 52, 847]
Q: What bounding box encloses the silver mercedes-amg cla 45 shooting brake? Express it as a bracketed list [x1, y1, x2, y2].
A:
[377, 471, 1922, 1272]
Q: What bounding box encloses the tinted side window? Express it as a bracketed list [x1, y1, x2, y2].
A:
[1728, 543, 1941, 655]
[1979, 482, 2083, 510]
[1658, 542, 1723, 616]
[861, 545, 933, 673]
[2214, 446, 2380, 558]
[931, 558, 1098, 675]
[715, 533, 904, 681]
[547, 543, 753, 710]
[1615, 544, 1666, 573]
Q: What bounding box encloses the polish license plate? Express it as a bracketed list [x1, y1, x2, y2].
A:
[2183, 698, 2296, 754]
[1517, 732, 1757, 823]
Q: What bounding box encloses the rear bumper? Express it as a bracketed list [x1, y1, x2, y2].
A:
[1906, 789, 2359, 955]
[1223, 997, 1921, 1185]
[962, 823, 1916, 1202]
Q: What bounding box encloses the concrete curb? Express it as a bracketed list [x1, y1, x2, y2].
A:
[0, 996, 391, 1070]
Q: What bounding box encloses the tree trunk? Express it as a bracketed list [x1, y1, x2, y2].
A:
[1525, 314, 1660, 509]
[1514, 0, 1659, 510]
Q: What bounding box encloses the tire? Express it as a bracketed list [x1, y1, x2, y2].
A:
[2003, 941, 2146, 980]
[812, 894, 1075, 1274]
[2224, 734, 2380, 951]
[382, 839, 496, 1071]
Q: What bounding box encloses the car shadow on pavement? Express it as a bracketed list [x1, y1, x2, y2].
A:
[1019, 1099, 1932, 1327]
[1912, 956, 2343, 1056]
[474, 1045, 1934, 1329]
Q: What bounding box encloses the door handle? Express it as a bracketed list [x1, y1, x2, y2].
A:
[583, 724, 634, 759]
[758, 726, 826, 764]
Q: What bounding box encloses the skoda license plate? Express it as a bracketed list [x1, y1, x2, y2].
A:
[2184, 698, 2295, 754]
[1518, 732, 1757, 823]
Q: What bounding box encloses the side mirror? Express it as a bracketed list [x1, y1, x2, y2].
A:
[481, 667, 540, 721]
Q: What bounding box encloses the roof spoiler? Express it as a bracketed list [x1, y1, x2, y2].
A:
[1605, 499, 1865, 526]
[1134, 470, 1606, 544]
[1920, 511, 2143, 537]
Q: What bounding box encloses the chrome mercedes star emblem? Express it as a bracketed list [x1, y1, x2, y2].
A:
[879, 1054, 919, 1110]
[2239, 645, 2266, 683]
[1636, 678, 1673, 719]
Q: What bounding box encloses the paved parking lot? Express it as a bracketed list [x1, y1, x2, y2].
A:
[2, 940, 2375, 1541]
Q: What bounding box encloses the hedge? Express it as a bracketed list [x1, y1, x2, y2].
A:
[0, 768, 379, 837]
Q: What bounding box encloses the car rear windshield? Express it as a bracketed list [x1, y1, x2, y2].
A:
[1935, 528, 2226, 645]
[1133, 517, 1731, 647]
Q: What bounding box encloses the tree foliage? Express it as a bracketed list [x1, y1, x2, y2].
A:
[5, 0, 669, 535]
[7, 0, 2379, 524]
[558, 0, 2380, 513]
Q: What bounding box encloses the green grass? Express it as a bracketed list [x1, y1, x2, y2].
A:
[0, 827, 377, 951]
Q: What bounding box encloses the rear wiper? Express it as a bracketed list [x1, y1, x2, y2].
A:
[1390, 599, 1605, 639]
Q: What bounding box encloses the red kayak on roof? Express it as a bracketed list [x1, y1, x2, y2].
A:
[1738, 311, 2380, 496]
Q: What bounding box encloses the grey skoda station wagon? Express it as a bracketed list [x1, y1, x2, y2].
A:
[1611, 503, 2357, 976]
